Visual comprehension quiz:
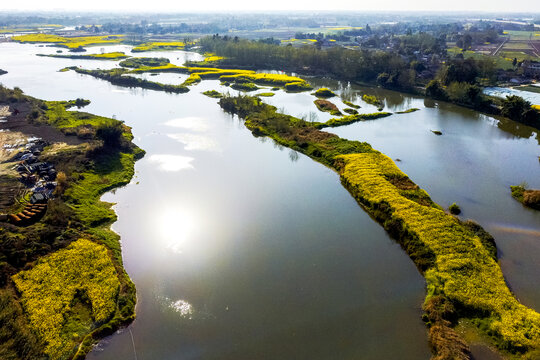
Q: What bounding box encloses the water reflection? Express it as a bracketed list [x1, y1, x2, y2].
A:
[155, 207, 199, 254]
[148, 154, 194, 171]
[170, 299, 194, 318]
[288, 149, 300, 162]
[165, 117, 209, 132]
[167, 133, 220, 152]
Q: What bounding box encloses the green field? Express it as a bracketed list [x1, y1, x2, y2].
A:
[447, 47, 514, 70]
[503, 30, 540, 40]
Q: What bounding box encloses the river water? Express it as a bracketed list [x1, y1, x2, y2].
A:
[1, 43, 539, 360]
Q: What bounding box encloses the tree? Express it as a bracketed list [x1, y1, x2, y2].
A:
[96, 120, 125, 148]
[501, 95, 530, 120]
[499, 96, 540, 127]
[425, 80, 447, 100]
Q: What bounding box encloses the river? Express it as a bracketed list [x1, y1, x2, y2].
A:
[1, 42, 539, 360]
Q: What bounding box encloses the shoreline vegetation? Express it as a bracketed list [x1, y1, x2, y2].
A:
[217, 94, 540, 360]
[65, 57, 314, 94]
[11, 34, 124, 51]
[131, 41, 185, 52]
[510, 185, 540, 210]
[0, 85, 142, 359]
[37, 52, 130, 60]
[198, 36, 540, 130]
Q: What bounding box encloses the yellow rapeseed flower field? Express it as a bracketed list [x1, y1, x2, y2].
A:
[338, 153, 540, 352]
[12, 239, 121, 359]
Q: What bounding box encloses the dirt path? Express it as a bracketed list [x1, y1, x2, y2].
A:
[0, 101, 83, 146]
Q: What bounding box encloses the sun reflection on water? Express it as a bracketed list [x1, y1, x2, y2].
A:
[155, 208, 198, 255]
[170, 299, 194, 318]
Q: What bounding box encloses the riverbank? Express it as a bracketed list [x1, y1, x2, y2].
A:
[218, 94, 540, 360]
[0, 85, 142, 359]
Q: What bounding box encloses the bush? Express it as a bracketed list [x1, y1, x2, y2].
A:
[119, 57, 170, 68]
[96, 120, 125, 148]
[502, 96, 540, 127]
[449, 203, 461, 215]
[231, 82, 258, 91]
[284, 81, 312, 92]
[313, 87, 336, 98]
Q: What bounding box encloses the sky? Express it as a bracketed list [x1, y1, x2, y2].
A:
[1, 0, 540, 13]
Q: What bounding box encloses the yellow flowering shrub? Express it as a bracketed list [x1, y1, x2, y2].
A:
[12, 34, 124, 49]
[131, 41, 185, 52]
[12, 239, 121, 359]
[337, 153, 540, 352]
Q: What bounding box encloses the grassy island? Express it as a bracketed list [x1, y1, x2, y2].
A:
[12, 34, 124, 50]
[343, 100, 361, 109]
[313, 87, 337, 98]
[69, 67, 190, 94]
[131, 41, 185, 52]
[314, 111, 393, 128]
[510, 185, 540, 210]
[217, 94, 540, 360]
[314, 99, 341, 115]
[119, 57, 170, 68]
[37, 52, 129, 60]
[396, 108, 420, 114]
[362, 94, 384, 108]
[68, 61, 312, 93]
[0, 85, 142, 359]
[202, 90, 223, 98]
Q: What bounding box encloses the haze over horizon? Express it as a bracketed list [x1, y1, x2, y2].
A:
[1, 0, 540, 13]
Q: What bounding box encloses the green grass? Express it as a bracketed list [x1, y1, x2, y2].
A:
[500, 51, 536, 62]
[37, 52, 129, 60]
[70, 63, 312, 93]
[202, 90, 223, 98]
[231, 82, 259, 91]
[257, 92, 275, 97]
[343, 100, 361, 109]
[0, 87, 140, 359]
[12, 34, 124, 49]
[314, 99, 341, 115]
[447, 47, 514, 70]
[119, 57, 170, 68]
[362, 94, 383, 107]
[313, 87, 337, 98]
[131, 41, 185, 52]
[396, 108, 420, 114]
[503, 30, 540, 41]
[517, 85, 540, 94]
[70, 67, 190, 94]
[315, 112, 392, 128]
[45, 101, 117, 129]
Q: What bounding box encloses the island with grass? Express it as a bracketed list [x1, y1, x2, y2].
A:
[216, 93, 540, 360]
[0, 85, 142, 359]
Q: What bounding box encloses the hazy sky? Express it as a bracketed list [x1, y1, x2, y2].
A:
[1, 0, 540, 12]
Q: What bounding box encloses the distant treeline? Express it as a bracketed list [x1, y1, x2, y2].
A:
[199, 35, 417, 90]
[200, 35, 540, 129]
